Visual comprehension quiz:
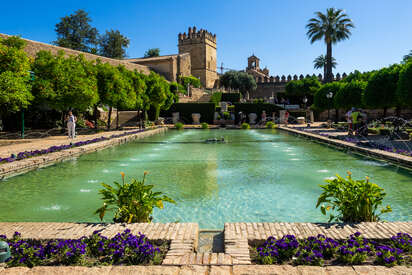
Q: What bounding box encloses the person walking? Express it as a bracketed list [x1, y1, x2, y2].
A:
[350, 108, 360, 134]
[346, 108, 354, 135]
[284, 110, 290, 126]
[66, 111, 77, 139]
[261, 111, 267, 124]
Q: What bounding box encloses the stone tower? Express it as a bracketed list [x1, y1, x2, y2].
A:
[178, 26, 218, 88]
[247, 55, 260, 70]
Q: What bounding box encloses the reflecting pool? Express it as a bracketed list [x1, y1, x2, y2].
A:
[0, 129, 411, 229]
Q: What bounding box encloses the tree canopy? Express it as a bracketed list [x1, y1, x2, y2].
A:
[397, 61, 412, 108]
[32, 51, 99, 113]
[313, 54, 337, 77]
[403, 50, 412, 64]
[313, 82, 342, 111]
[144, 48, 160, 58]
[145, 72, 173, 120]
[341, 70, 375, 83]
[0, 36, 33, 115]
[53, 9, 99, 53]
[334, 80, 366, 110]
[99, 30, 130, 59]
[179, 75, 201, 89]
[220, 70, 256, 98]
[285, 76, 321, 96]
[363, 65, 401, 114]
[306, 8, 354, 82]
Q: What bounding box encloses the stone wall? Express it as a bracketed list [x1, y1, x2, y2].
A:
[0, 33, 151, 74]
[129, 53, 191, 82]
[178, 53, 191, 78]
[250, 82, 286, 99]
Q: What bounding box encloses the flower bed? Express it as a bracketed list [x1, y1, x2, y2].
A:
[250, 232, 412, 267]
[342, 137, 412, 157]
[313, 131, 412, 158]
[0, 128, 157, 164]
[0, 229, 168, 267]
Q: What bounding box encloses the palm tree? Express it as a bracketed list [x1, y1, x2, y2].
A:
[313, 54, 337, 78]
[306, 8, 354, 83]
[403, 50, 412, 63]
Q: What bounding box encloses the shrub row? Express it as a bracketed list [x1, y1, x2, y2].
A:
[234, 103, 283, 116]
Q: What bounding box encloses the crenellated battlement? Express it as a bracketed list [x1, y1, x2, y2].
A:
[245, 55, 347, 86]
[254, 72, 348, 84]
[178, 26, 217, 45]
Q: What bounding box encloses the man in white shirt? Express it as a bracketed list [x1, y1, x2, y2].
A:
[66, 111, 77, 139]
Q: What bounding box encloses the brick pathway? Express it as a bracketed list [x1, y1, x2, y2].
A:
[278, 126, 412, 168]
[0, 127, 167, 179]
[0, 129, 147, 159]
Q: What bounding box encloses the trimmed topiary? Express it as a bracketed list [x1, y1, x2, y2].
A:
[266, 121, 278, 129]
[241, 123, 250, 129]
[201, 122, 209, 129]
[175, 122, 184, 130]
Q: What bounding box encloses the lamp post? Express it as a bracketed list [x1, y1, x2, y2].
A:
[326, 91, 333, 121]
[303, 96, 308, 123]
[303, 96, 308, 109]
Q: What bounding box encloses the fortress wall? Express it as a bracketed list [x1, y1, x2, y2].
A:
[0, 33, 151, 74]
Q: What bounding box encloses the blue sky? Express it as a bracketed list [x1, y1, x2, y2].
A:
[1, 0, 411, 76]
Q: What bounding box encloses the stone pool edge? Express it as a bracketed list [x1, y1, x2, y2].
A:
[0, 127, 168, 179]
[1, 222, 411, 274]
[277, 126, 412, 169]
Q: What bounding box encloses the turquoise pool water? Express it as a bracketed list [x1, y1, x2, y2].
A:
[0, 129, 411, 229]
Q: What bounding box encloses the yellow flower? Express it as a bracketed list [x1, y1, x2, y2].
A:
[347, 171, 352, 176]
[144, 171, 149, 176]
[120, 172, 125, 180]
[365, 176, 370, 181]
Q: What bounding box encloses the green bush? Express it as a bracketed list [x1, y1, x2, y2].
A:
[210, 92, 222, 105]
[179, 75, 201, 89]
[223, 111, 230, 119]
[266, 121, 278, 129]
[316, 172, 392, 223]
[241, 123, 250, 129]
[368, 128, 380, 135]
[175, 122, 184, 130]
[201, 122, 209, 129]
[95, 172, 175, 223]
[76, 117, 86, 128]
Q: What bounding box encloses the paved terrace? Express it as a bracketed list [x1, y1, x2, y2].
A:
[278, 125, 412, 168]
[0, 127, 167, 179]
[0, 222, 411, 274]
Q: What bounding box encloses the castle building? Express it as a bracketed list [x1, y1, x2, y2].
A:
[129, 26, 218, 89]
[245, 54, 347, 99]
[245, 55, 270, 83]
[178, 27, 218, 88]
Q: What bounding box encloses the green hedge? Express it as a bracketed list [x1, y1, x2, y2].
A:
[210, 92, 222, 105]
[160, 103, 215, 123]
[234, 103, 282, 115]
[222, 93, 240, 103]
